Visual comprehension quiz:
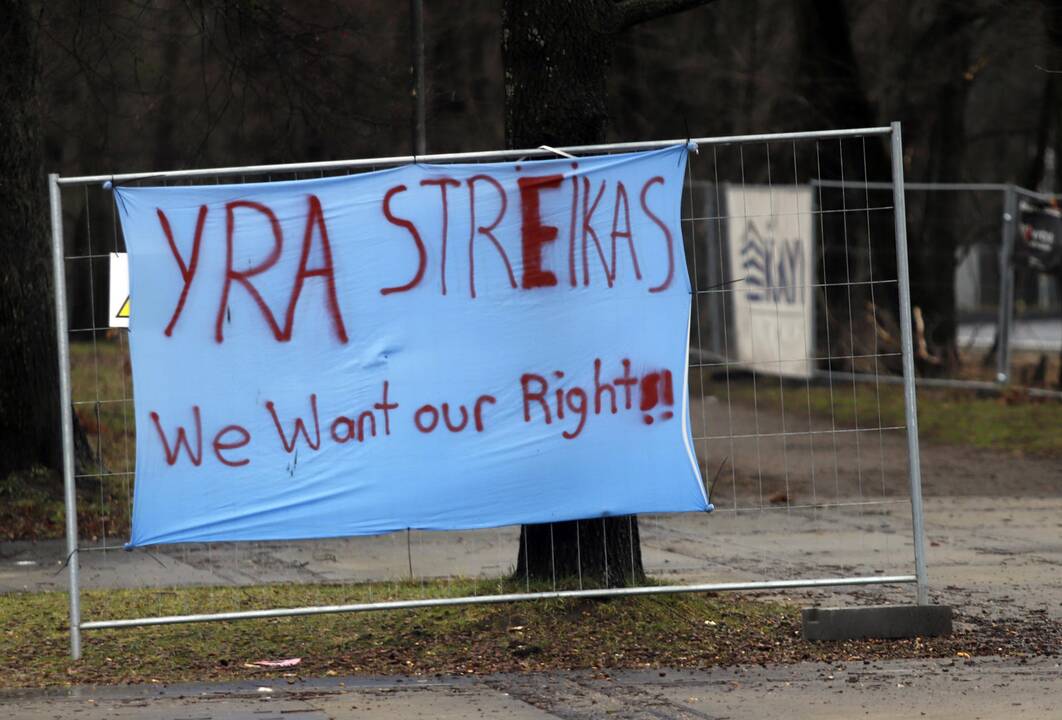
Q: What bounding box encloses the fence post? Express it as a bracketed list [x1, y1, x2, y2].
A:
[889, 123, 930, 606]
[995, 184, 1017, 384]
[48, 174, 82, 660]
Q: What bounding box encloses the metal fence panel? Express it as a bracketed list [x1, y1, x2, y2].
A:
[810, 180, 1062, 396]
[48, 125, 926, 660]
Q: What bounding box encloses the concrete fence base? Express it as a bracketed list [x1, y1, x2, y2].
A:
[802, 605, 953, 641]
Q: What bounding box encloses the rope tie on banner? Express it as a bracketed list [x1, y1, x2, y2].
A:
[52, 547, 79, 576]
[538, 145, 576, 159]
[683, 117, 699, 159]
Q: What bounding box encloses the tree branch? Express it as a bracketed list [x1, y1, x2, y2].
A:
[610, 0, 718, 31]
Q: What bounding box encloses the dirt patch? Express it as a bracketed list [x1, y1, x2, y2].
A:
[691, 394, 1062, 507]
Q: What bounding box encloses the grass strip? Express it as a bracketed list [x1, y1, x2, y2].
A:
[1, 580, 1054, 688]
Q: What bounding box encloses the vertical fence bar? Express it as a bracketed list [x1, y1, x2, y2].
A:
[889, 123, 929, 605]
[48, 174, 82, 659]
[995, 184, 1017, 384]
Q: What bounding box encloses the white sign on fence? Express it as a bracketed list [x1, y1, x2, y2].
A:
[725, 185, 813, 378]
[108, 252, 130, 328]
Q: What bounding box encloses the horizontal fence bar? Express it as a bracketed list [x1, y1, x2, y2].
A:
[1012, 185, 1062, 201]
[79, 575, 916, 630]
[694, 425, 906, 442]
[709, 499, 910, 513]
[692, 278, 899, 297]
[692, 351, 903, 367]
[683, 205, 897, 223]
[817, 369, 1062, 399]
[814, 178, 1062, 200]
[812, 179, 1010, 192]
[55, 127, 892, 186]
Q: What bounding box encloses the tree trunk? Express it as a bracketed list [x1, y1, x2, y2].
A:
[905, 11, 973, 372]
[503, 0, 640, 587]
[503, 0, 716, 586]
[502, 0, 615, 149]
[0, 0, 62, 479]
[915, 80, 968, 371]
[793, 0, 896, 370]
[516, 514, 645, 588]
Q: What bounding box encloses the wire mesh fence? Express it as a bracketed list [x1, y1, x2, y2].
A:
[1005, 187, 1062, 390]
[48, 125, 926, 659]
[809, 181, 1062, 395]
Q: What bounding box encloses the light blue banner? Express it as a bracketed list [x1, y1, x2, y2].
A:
[115, 146, 709, 547]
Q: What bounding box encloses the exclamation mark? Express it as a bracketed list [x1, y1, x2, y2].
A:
[640, 370, 675, 425]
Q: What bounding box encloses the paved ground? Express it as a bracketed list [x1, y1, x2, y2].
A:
[959, 318, 1061, 353]
[2, 657, 1059, 719]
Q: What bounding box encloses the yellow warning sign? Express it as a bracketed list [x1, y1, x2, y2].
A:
[109, 253, 130, 328]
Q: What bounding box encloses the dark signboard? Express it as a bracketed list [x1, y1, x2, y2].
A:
[1016, 199, 1062, 273]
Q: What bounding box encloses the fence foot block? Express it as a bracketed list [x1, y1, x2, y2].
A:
[801, 604, 952, 641]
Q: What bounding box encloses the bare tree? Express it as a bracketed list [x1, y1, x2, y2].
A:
[0, 0, 62, 480]
[503, 0, 718, 587]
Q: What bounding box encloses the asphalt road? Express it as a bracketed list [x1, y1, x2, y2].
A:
[2, 657, 1059, 719]
[958, 318, 1061, 353]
